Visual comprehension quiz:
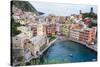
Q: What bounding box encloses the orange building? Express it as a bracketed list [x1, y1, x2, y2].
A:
[69, 27, 96, 45]
[70, 23, 83, 30]
[79, 27, 96, 45]
[45, 24, 56, 36]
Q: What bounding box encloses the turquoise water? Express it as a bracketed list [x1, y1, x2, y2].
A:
[42, 40, 97, 64]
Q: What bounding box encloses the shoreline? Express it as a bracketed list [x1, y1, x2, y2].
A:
[24, 38, 57, 63]
[68, 38, 97, 52]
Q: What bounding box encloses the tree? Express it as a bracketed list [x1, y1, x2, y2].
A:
[83, 13, 97, 19]
[88, 22, 97, 28]
[11, 17, 21, 36]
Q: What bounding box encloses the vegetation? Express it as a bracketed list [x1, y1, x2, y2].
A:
[48, 36, 56, 41]
[11, 1, 38, 15]
[47, 59, 69, 64]
[88, 21, 97, 28]
[11, 17, 21, 36]
[30, 58, 69, 65]
[30, 58, 41, 65]
[82, 12, 97, 28]
[11, 1, 40, 36]
[83, 13, 97, 19]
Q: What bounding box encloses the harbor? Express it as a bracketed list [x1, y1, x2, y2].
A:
[30, 39, 97, 65]
[11, 1, 97, 66]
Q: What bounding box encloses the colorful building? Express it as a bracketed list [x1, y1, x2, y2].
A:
[69, 27, 97, 45]
[69, 29, 80, 40]
[12, 33, 29, 65]
[17, 26, 33, 38]
[37, 23, 46, 36]
[79, 27, 96, 44]
[45, 24, 56, 36]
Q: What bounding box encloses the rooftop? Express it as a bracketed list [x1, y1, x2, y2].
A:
[30, 35, 46, 44]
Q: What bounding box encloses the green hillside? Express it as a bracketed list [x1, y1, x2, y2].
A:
[11, 1, 39, 36]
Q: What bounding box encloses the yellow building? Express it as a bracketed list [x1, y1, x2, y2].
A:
[60, 20, 71, 37]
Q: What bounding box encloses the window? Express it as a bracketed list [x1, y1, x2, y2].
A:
[28, 41, 31, 43]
